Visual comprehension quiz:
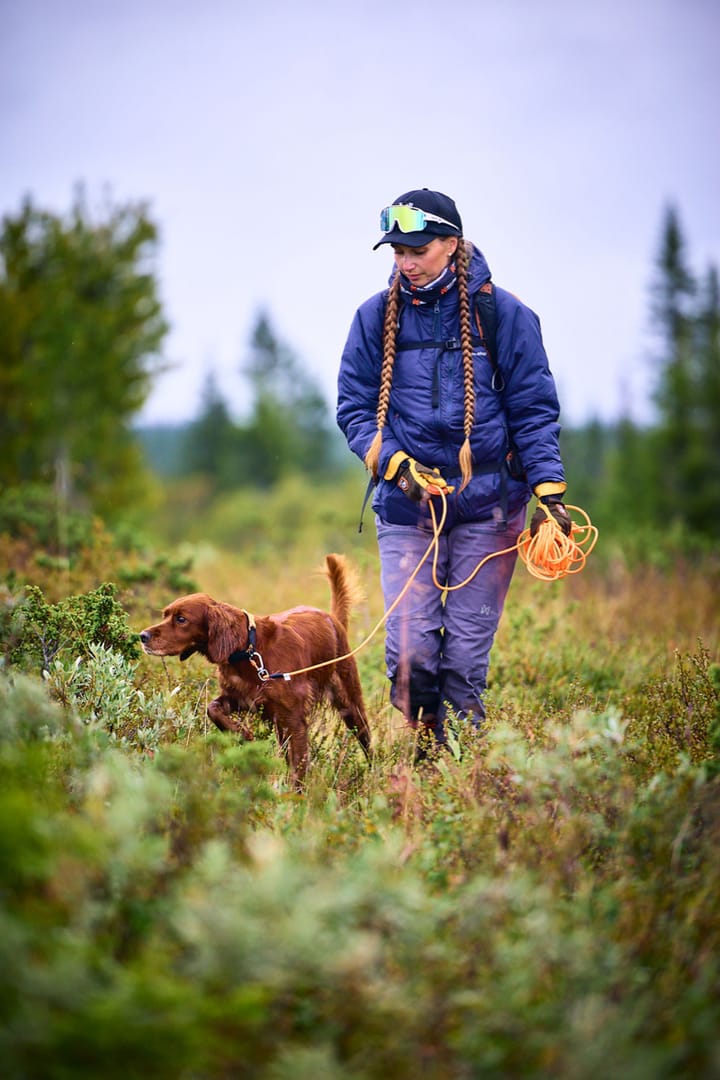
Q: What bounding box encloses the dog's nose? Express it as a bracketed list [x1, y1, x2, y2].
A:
[139, 631, 150, 644]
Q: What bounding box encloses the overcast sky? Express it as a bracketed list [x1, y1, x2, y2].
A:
[2, 0, 718, 428]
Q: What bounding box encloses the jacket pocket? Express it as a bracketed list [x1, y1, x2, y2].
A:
[374, 482, 433, 527]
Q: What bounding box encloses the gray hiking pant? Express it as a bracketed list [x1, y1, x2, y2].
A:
[376, 506, 525, 735]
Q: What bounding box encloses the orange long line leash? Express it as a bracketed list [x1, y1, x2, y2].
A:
[258, 493, 598, 681]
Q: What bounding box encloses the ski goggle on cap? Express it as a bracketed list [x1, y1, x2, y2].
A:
[373, 189, 463, 250]
[379, 205, 458, 234]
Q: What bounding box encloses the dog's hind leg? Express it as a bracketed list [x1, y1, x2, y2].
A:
[328, 662, 372, 761]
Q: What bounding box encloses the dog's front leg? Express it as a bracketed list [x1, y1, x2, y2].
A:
[208, 695, 254, 740]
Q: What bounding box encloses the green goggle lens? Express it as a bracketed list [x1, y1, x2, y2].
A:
[380, 205, 427, 233]
[379, 204, 458, 235]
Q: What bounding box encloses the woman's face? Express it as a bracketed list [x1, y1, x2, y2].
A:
[391, 236, 458, 287]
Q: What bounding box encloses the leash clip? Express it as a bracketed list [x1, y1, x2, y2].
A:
[250, 653, 270, 681]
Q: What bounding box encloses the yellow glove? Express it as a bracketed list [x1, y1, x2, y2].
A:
[384, 452, 454, 502]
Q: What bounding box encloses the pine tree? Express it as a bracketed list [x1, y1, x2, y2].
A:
[649, 206, 698, 526]
[689, 266, 720, 532]
[647, 206, 720, 538]
[181, 372, 240, 490]
[0, 189, 168, 518]
[239, 311, 338, 485]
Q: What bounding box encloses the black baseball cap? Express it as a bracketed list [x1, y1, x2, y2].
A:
[373, 188, 463, 250]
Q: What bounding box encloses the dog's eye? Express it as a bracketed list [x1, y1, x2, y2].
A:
[174, 615, 188, 624]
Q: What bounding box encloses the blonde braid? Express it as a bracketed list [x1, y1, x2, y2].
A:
[364, 267, 401, 479]
[456, 239, 475, 490]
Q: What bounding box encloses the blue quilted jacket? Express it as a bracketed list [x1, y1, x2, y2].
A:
[336, 244, 565, 528]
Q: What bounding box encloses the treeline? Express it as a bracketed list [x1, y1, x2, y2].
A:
[137, 311, 345, 491]
[1, 192, 718, 543]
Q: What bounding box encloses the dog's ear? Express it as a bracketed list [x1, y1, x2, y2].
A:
[206, 602, 248, 664]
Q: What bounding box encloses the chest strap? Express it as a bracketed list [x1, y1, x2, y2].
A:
[395, 335, 484, 353]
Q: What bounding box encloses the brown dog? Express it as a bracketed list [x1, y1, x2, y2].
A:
[139, 554, 371, 789]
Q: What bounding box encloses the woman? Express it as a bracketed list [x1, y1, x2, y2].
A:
[337, 188, 569, 752]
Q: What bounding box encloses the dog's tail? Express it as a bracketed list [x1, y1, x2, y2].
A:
[324, 553, 365, 630]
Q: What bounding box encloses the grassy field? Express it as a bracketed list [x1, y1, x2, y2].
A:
[1, 490, 719, 1078]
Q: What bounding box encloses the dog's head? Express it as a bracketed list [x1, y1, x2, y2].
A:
[139, 594, 250, 664]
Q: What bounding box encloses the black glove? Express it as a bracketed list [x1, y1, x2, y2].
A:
[530, 496, 572, 538]
[384, 452, 454, 503]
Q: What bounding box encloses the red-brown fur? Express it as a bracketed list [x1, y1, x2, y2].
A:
[139, 554, 371, 790]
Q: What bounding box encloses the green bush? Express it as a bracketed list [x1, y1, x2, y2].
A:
[0, 484, 99, 553]
[1, 658, 719, 1078]
[4, 582, 140, 671]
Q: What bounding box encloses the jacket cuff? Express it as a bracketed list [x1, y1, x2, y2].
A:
[533, 481, 567, 499]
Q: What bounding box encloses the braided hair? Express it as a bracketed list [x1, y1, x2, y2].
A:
[364, 239, 476, 491]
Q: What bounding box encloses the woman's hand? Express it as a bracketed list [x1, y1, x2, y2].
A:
[384, 452, 454, 502]
[530, 496, 572, 537]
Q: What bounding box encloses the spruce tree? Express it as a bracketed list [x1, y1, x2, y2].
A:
[181, 372, 240, 491]
[649, 206, 698, 528]
[239, 311, 337, 485]
[689, 266, 720, 532]
[0, 189, 168, 518]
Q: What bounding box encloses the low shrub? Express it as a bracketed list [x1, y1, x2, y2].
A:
[4, 582, 140, 671]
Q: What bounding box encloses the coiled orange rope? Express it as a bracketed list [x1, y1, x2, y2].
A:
[516, 502, 598, 580]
